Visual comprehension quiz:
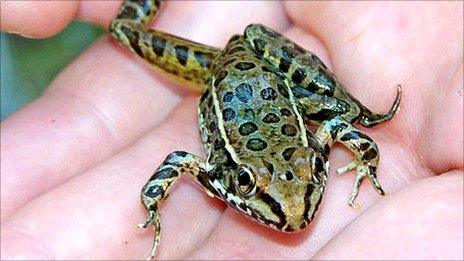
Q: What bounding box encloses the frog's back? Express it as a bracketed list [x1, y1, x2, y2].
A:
[199, 36, 308, 173]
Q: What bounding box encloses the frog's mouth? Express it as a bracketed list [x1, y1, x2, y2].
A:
[218, 181, 324, 233]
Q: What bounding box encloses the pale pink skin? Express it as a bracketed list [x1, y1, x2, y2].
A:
[1, 1, 463, 260]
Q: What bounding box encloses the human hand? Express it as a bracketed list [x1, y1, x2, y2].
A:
[1, 1, 462, 259]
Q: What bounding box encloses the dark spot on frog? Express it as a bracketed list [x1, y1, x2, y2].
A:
[152, 35, 167, 57]
[308, 109, 340, 121]
[252, 38, 266, 56]
[260, 87, 277, 101]
[292, 68, 306, 85]
[307, 81, 320, 93]
[223, 149, 237, 168]
[293, 44, 306, 56]
[234, 62, 256, 71]
[228, 34, 241, 43]
[262, 159, 274, 174]
[207, 96, 213, 108]
[214, 70, 228, 87]
[223, 91, 234, 102]
[261, 66, 273, 73]
[116, 5, 138, 20]
[120, 26, 144, 58]
[208, 121, 217, 132]
[145, 185, 164, 198]
[291, 85, 313, 98]
[362, 148, 378, 161]
[312, 69, 336, 94]
[214, 138, 225, 150]
[153, 167, 178, 181]
[235, 83, 253, 103]
[222, 108, 236, 121]
[281, 46, 295, 60]
[262, 113, 280, 123]
[282, 147, 297, 161]
[285, 171, 294, 181]
[246, 138, 268, 151]
[302, 184, 314, 221]
[279, 57, 291, 73]
[227, 46, 246, 55]
[153, 0, 161, 8]
[174, 45, 189, 66]
[174, 151, 188, 157]
[311, 54, 327, 69]
[281, 124, 298, 136]
[239, 122, 259, 136]
[360, 142, 370, 151]
[340, 130, 372, 142]
[223, 58, 237, 67]
[258, 193, 286, 228]
[324, 144, 331, 154]
[277, 84, 289, 99]
[280, 108, 292, 116]
[193, 50, 210, 68]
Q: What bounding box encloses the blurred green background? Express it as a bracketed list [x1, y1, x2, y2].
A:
[0, 21, 104, 121]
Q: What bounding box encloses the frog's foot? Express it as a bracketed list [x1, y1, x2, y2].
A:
[138, 151, 211, 259]
[137, 204, 161, 260]
[359, 84, 402, 127]
[337, 160, 385, 208]
[315, 117, 386, 207]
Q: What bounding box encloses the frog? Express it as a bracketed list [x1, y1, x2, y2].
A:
[109, 0, 402, 259]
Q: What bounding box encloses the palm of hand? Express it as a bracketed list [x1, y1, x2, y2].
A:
[1, 2, 462, 259]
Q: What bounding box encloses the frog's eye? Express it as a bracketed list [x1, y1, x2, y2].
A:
[236, 166, 256, 196]
[314, 157, 324, 173]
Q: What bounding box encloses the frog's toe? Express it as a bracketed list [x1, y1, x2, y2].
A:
[343, 161, 386, 208]
[138, 208, 161, 260]
[138, 207, 156, 229]
[336, 160, 357, 174]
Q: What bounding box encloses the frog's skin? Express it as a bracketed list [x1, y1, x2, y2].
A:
[109, 0, 401, 259]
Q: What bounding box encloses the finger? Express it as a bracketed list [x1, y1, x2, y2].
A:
[187, 24, 434, 259]
[417, 65, 463, 174]
[314, 171, 463, 260]
[78, 0, 291, 47]
[0, 1, 79, 38]
[0, 37, 184, 221]
[77, 0, 121, 29]
[1, 0, 290, 241]
[0, 0, 289, 221]
[1, 98, 226, 260]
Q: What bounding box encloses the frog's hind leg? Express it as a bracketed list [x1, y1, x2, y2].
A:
[139, 151, 215, 259]
[290, 84, 352, 122]
[315, 117, 385, 207]
[358, 84, 402, 127]
[109, 0, 220, 91]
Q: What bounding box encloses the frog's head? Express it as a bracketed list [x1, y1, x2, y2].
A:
[217, 147, 328, 233]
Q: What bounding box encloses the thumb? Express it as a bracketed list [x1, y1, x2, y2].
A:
[1, 1, 79, 38]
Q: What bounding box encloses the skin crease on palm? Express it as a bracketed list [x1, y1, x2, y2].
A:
[0, 1, 463, 260]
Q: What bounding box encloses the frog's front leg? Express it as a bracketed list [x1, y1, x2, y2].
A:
[139, 151, 215, 259]
[315, 117, 385, 207]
